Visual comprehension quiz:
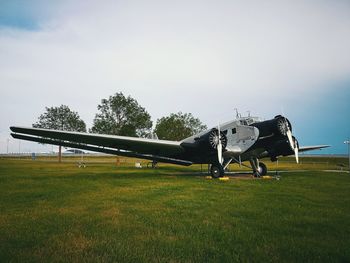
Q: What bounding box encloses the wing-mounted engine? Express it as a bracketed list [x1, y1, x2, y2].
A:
[179, 127, 228, 164]
[183, 128, 228, 152]
[208, 128, 228, 150]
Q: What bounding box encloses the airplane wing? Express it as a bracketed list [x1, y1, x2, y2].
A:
[299, 145, 330, 152]
[10, 126, 192, 165]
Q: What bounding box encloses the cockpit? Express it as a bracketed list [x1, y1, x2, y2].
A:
[238, 117, 262, 126]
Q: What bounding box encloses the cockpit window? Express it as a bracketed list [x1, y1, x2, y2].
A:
[232, 128, 237, 134]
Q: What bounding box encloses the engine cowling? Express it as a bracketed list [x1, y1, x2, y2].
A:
[193, 128, 227, 151]
[251, 115, 292, 138]
[208, 128, 228, 150]
[275, 115, 292, 136]
[268, 136, 299, 158]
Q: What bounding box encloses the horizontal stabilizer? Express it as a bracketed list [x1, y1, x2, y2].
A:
[299, 145, 330, 152]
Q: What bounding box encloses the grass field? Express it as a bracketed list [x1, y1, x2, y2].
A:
[0, 156, 349, 262]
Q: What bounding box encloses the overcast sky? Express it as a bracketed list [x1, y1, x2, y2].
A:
[0, 0, 349, 154]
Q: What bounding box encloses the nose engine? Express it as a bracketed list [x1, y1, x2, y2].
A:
[272, 136, 299, 156]
[251, 115, 299, 163]
[251, 115, 292, 138]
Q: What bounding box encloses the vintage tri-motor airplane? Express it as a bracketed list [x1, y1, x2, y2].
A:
[10, 114, 329, 178]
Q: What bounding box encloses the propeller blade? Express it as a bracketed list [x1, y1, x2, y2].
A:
[284, 117, 294, 151]
[286, 129, 294, 150]
[217, 124, 223, 164]
[218, 141, 223, 164]
[283, 116, 299, 164]
[295, 145, 299, 164]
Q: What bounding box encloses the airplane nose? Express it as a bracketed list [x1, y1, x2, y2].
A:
[251, 115, 292, 138]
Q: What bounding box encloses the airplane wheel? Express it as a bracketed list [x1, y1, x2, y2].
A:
[210, 164, 224, 178]
[257, 162, 267, 176]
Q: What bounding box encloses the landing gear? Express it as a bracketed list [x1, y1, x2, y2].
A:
[210, 163, 224, 178]
[249, 157, 267, 177]
[257, 162, 267, 176]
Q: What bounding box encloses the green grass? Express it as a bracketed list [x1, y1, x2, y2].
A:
[0, 157, 349, 262]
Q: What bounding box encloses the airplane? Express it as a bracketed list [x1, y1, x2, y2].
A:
[10, 114, 329, 178]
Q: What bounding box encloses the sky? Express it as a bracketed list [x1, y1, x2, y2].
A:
[0, 0, 349, 154]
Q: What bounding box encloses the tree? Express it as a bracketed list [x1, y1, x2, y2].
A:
[90, 92, 152, 137]
[154, 112, 207, 141]
[33, 105, 87, 162]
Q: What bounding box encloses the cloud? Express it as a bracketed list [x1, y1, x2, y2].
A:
[1, 0, 350, 153]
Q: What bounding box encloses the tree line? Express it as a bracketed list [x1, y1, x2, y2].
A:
[33, 92, 207, 141]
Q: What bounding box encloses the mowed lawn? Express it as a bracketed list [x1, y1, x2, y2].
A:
[0, 157, 349, 262]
